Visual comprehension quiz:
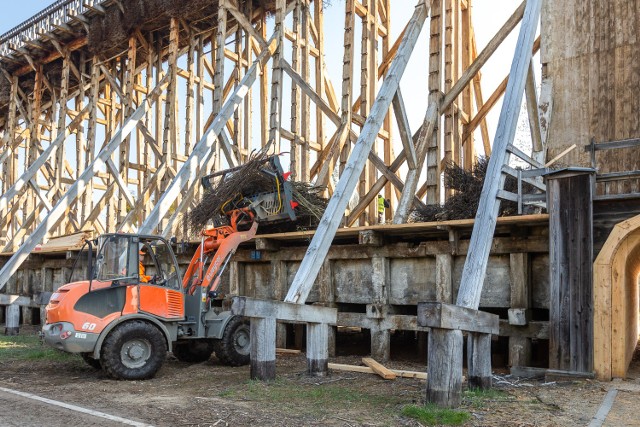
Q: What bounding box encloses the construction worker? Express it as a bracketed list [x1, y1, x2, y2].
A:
[377, 195, 390, 223]
[139, 249, 152, 283]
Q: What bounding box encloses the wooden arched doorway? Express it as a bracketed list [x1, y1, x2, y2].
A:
[594, 214, 640, 380]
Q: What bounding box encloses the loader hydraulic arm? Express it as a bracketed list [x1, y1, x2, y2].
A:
[183, 209, 258, 297]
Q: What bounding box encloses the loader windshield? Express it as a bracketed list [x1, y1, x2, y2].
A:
[95, 235, 137, 283]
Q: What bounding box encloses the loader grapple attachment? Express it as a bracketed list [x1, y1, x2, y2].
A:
[201, 155, 297, 225]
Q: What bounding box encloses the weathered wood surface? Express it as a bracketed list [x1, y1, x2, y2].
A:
[231, 297, 337, 324]
[4, 304, 20, 335]
[250, 316, 276, 381]
[542, 0, 640, 188]
[417, 302, 499, 335]
[427, 329, 463, 407]
[467, 333, 492, 389]
[547, 172, 594, 373]
[456, 0, 542, 310]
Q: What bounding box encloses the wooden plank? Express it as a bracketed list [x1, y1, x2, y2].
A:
[417, 302, 499, 335]
[455, 0, 542, 310]
[284, 2, 429, 304]
[362, 357, 396, 380]
[328, 363, 427, 380]
[231, 296, 337, 324]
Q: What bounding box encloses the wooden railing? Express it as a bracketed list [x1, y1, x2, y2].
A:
[0, 0, 110, 59]
[587, 137, 640, 200]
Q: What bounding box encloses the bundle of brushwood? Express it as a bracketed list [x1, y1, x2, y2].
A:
[186, 153, 327, 236]
[409, 157, 537, 223]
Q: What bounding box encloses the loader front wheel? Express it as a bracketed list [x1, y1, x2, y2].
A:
[173, 339, 215, 363]
[213, 315, 250, 366]
[100, 321, 167, 380]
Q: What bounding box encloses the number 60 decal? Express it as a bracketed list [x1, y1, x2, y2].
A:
[82, 322, 97, 331]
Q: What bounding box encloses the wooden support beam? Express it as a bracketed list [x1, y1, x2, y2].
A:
[284, 1, 429, 305]
[417, 302, 499, 334]
[456, 0, 541, 310]
[0, 75, 170, 291]
[232, 297, 337, 324]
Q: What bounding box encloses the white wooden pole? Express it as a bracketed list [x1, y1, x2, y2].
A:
[284, 1, 429, 304]
[456, 0, 542, 310]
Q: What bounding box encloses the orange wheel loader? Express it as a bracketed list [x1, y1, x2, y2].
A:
[42, 156, 297, 380]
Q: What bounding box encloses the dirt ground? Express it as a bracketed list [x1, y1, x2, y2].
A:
[0, 329, 639, 427]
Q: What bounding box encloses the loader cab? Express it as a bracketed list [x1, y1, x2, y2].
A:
[95, 233, 181, 290]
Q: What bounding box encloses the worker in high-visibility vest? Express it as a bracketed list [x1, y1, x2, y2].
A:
[377, 195, 389, 224]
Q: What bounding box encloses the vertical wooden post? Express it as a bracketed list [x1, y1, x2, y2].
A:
[260, 15, 269, 148]
[5, 304, 20, 335]
[427, 329, 463, 407]
[548, 170, 594, 373]
[370, 255, 390, 361]
[509, 252, 532, 367]
[300, 2, 311, 182]
[314, 0, 325, 183]
[268, 0, 286, 152]
[250, 316, 277, 380]
[467, 332, 492, 389]
[307, 322, 329, 376]
[435, 254, 453, 303]
[290, 1, 302, 179]
[161, 17, 180, 217]
[426, 0, 442, 204]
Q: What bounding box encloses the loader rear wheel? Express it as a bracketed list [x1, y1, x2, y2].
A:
[100, 320, 167, 380]
[173, 339, 215, 363]
[81, 353, 101, 370]
[213, 315, 250, 366]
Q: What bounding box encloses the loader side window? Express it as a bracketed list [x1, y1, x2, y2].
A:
[141, 238, 180, 290]
[74, 286, 126, 318]
[96, 235, 136, 283]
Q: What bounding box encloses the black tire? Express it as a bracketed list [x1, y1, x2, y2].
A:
[213, 315, 250, 366]
[100, 320, 167, 380]
[81, 353, 102, 370]
[172, 339, 215, 363]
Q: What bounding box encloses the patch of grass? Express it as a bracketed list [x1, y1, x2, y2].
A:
[218, 390, 235, 398]
[463, 388, 511, 408]
[401, 404, 470, 426]
[228, 378, 406, 418]
[0, 334, 76, 362]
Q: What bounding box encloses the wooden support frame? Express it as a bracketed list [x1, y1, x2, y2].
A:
[284, 1, 429, 305]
